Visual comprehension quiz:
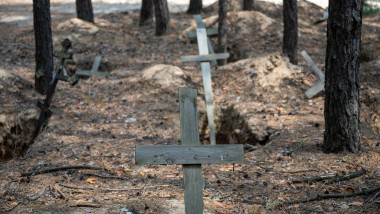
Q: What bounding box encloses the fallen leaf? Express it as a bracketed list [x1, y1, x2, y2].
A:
[163, 116, 169, 120]
[345, 186, 355, 193]
[86, 177, 97, 184]
[115, 170, 124, 175]
[124, 168, 132, 172]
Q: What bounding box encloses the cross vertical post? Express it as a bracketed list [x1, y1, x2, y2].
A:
[179, 87, 203, 214]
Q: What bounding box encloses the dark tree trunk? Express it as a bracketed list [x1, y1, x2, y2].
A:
[76, 0, 94, 23]
[33, 0, 54, 95]
[187, 0, 202, 14]
[217, 0, 228, 65]
[139, 0, 154, 26]
[282, 0, 298, 64]
[323, 0, 363, 153]
[243, 0, 254, 10]
[153, 0, 170, 36]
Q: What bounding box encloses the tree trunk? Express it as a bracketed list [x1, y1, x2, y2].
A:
[282, 0, 298, 64]
[217, 0, 228, 66]
[33, 0, 54, 95]
[153, 0, 170, 36]
[187, 0, 202, 14]
[76, 0, 94, 23]
[323, 0, 363, 153]
[243, 0, 254, 10]
[139, 0, 154, 26]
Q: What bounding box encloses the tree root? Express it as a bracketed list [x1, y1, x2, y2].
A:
[292, 169, 367, 184]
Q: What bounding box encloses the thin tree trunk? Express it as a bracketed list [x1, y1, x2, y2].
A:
[33, 0, 54, 95]
[243, 0, 254, 10]
[76, 0, 94, 23]
[187, 0, 202, 14]
[139, 0, 154, 26]
[282, 0, 298, 64]
[323, 0, 363, 153]
[217, 0, 228, 65]
[153, 0, 170, 36]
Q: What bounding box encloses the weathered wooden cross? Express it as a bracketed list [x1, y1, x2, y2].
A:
[301, 50, 325, 98]
[181, 15, 230, 145]
[75, 56, 108, 77]
[135, 88, 244, 214]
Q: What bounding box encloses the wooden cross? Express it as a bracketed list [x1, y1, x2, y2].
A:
[75, 56, 108, 77]
[135, 88, 244, 214]
[181, 15, 230, 145]
[301, 50, 325, 98]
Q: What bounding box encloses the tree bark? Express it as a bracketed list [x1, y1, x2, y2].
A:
[323, 0, 363, 153]
[282, 0, 298, 64]
[187, 0, 202, 14]
[217, 0, 228, 65]
[153, 0, 170, 36]
[76, 0, 94, 23]
[33, 0, 54, 95]
[139, 0, 154, 26]
[243, 0, 254, 10]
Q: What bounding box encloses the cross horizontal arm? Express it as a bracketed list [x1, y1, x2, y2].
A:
[76, 70, 108, 77]
[135, 145, 244, 165]
[181, 53, 230, 63]
[187, 28, 218, 38]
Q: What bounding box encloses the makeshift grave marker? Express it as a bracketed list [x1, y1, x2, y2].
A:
[31, 39, 78, 143]
[75, 56, 108, 77]
[181, 15, 230, 145]
[301, 50, 325, 98]
[135, 88, 244, 214]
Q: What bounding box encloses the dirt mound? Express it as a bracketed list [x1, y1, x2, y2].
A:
[56, 18, 99, 34]
[181, 11, 279, 61]
[142, 64, 191, 88]
[218, 53, 300, 92]
[0, 68, 39, 161]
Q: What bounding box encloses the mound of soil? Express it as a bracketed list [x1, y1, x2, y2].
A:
[142, 64, 191, 89]
[56, 18, 99, 35]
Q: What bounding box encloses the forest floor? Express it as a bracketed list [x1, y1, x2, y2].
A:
[0, 0, 380, 213]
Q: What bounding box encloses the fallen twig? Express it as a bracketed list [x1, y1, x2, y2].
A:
[82, 173, 127, 180]
[325, 169, 367, 184]
[56, 188, 67, 200]
[292, 169, 367, 184]
[291, 137, 308, 154]
[277, 169, 319, 174]
[69, 202, 100, 208]
[21, 165, 106, 176]
[284, 185, 380, 204]
[27, 186, 47, 201]
[59, 183, 140, 192]
[243, 186, 380, 205]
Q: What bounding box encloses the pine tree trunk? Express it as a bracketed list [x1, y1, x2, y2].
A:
[282, 0, 297, 64]
[33, 0, 54, 95]
[139, 0, 154, 26]
[76, 0, 94, 23]
[187, 0, 202, 14]
[323, 0, 363, 153]
[153, 0, 170, 36]
[243, 0, 254, 10]
[217, 0, 228, 65]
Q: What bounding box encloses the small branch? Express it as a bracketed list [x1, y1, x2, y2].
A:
[284, 185, 380, 204]
[325, 169, 367, 184]
[69, 202, 100, 208]
[21, 165, 106, 176]
[292, 169, 367, 184]
[59, 183, 140, 192]
[81, 173, 127, 180]
[27, 186, 47, 201]
[56, 188, 67, 200]
[277, 169, 319, 174]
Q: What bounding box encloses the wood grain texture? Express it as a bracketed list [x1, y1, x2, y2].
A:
[181, 53, 229, 62]
[179, 87, 203, 214]
[301, 51, 324, 80]
[135, 145, 244, 165]
[196, 28, 216, 145]
[187, 28, 218, 38]
[91, 56, 102, 73]
[305, 80, 324, 98]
